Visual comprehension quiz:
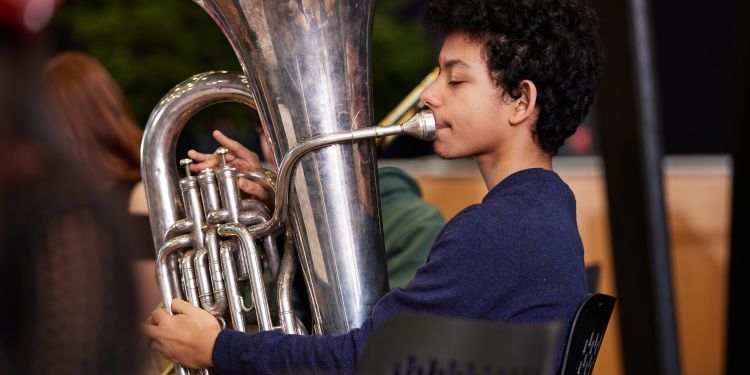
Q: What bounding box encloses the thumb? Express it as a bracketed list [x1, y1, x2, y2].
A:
[238, 179, 272, 205]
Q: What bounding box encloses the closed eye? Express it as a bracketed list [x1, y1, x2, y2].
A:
[448, 81, 464, 87]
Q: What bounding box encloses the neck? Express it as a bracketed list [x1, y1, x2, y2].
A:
[475, 141, 552, 190]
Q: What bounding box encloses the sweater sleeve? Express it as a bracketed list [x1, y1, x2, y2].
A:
[212, 206, 517, 374]
[212, 322, 374, 375]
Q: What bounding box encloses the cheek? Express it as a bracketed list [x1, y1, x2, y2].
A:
[471, 98, 508, 135]
[459, 108, 505, 153]
[467, 100, 497, 125]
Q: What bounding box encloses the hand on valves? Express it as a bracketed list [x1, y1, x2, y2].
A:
[142, 299, 220, 369]
[187, 130, 273, 207]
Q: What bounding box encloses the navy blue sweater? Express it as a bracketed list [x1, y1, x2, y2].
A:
[212, 168, 587, 374]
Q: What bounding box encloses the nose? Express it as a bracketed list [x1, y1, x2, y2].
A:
[420, 79, 441, 109]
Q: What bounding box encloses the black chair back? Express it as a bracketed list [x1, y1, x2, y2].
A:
[585, 264, 601, 293]
[358, 313, 561, 375]
[559, 293, 616, 375]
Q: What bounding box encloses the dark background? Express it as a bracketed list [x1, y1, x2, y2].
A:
[651, 0, 736, 154]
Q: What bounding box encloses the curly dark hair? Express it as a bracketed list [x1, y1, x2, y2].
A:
[424, 0, 605, 155]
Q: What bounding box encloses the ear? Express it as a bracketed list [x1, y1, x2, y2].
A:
[508, 80, 538, 126]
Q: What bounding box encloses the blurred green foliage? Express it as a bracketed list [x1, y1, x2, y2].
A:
[371, 0, 436, 119]
[52, 0, 436, 126]
[54, 0, 239, 127]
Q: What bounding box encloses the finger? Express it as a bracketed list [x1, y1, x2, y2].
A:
[213, 130, 245, 153]
[188, 151, 221, 171]
[187, 149, 210, 162]
[238, 179, 266, 198]
[213, 131, 261, 167]
[170, 298, 197, 315]
[187, 150, 212, 171]
[144, 315, 158, 326]
[238, 179, 273, 207]
[152, 306, 169, 324]
[141, 322, 160, 338]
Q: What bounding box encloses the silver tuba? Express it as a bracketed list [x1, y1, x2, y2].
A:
[141, 0, 435, 373]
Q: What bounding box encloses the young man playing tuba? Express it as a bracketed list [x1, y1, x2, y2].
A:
[143, 0, 605, 373]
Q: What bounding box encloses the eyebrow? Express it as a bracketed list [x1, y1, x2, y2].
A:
[442, 59, 472, 70]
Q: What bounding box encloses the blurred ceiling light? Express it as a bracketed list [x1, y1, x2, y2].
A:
[0, 0, 60, 33]
[23, 0, 55, 32]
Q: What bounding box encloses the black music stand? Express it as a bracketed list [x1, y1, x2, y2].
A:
[357, 313, 561, 375]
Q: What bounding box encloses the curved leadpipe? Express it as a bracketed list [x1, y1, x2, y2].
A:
[247, 110, 436, 239]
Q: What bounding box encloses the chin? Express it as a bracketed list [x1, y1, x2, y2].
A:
[433, 143, 463, 160]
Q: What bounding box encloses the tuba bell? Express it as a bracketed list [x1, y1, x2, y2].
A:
[141, 0, 435, 373]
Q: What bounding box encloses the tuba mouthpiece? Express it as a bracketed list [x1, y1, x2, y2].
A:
[400, 110, 436, 141]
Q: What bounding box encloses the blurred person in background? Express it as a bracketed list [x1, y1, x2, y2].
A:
[41, 51, 143, 188]
[41, 51, 159, 318]
[0, 10, 139, 375]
